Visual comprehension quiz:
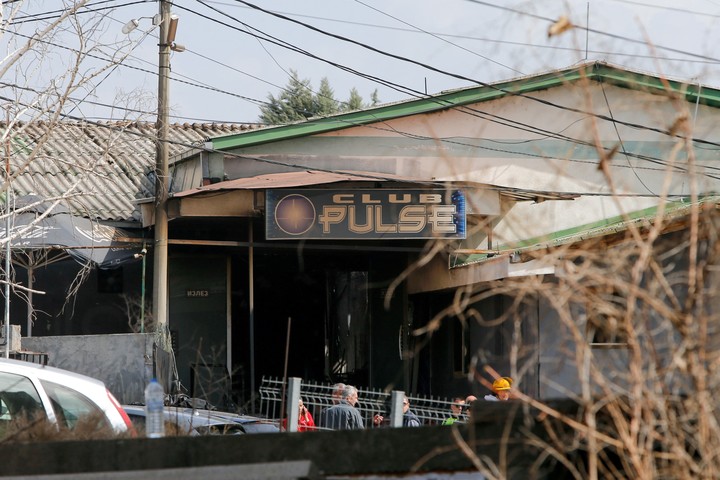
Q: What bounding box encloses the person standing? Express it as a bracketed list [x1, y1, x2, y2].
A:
[402, 395, 421, 427]
[282, 397, 316, 432]
[318, 385, 365, 430]
[330, 382, 345, 404]
[318, 382, 346, 428]
[442, 397, 465, 425]
[484, 377, 513, 401]
[297, 397, 317, 431]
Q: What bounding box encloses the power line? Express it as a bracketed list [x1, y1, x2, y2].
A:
[0, 20, 269, 118]
[7, 0, 148, 25]
[607, 0, 720, 18]
[8, 0, 720, 173]
[178, 0, 720, 182]
[212, 0, 720, 151]
[352, 0, 524, 76]
[199, 0, 720, 65]
[179, 2, 422, 96]
[464, 0, 720, 63]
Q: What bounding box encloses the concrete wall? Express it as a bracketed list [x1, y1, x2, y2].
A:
[21, 333, 154, 404]
[0, 401, 583, 479]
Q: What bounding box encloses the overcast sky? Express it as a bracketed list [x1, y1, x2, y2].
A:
[6, 0, 720, 124]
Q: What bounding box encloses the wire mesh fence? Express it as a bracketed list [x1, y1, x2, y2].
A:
[259, 376, 468, 429]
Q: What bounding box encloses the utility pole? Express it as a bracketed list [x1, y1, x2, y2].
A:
[152, 0, 171, 338]
[3, 107, 11, 358]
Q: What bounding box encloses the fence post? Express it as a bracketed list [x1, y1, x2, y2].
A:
[389, 390, 404, 428]
[286, 377, 301, 432]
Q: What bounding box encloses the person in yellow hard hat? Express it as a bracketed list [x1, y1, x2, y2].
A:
[484, 376, 513, 401]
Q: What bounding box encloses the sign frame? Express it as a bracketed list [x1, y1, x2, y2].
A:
[265, 189, 466, 240]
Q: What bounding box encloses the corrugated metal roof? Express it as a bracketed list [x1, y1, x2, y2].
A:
[2, 121, 259, 224]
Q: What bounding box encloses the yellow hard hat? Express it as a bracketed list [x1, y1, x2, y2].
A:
[492, 377, 513, 391]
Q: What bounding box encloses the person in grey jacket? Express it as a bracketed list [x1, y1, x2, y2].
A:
[318, 385, 365, 430]
[402, 395, 421, 427]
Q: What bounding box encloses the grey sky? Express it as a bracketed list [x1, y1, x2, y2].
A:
[5, 0, 720, 124]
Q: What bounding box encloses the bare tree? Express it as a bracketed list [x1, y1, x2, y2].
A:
[0, 1, 156, 335]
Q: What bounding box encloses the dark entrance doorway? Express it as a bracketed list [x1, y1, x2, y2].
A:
[231, 247, 375, 404]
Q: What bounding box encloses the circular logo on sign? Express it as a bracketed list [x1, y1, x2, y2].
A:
[275, 194, 316, 235]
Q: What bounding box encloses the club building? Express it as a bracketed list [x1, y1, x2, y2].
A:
[6, 61, 720, 405]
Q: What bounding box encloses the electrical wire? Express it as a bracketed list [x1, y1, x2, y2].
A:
[178, 0, 720, 183]
[352, 0, 524, 76]
[607, 0, 720, 18]
[9, 0, 719, 135]
[464, 0, 720, 63]
[6, 0, 149, 25]
[199, 0, 720, 65]
[600, 82, 659, 196]
[0, 22, 269, 119]
[190, 0, 372, 114]
[8, 0, 718, 183]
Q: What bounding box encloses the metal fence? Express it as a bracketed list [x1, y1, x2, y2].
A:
[259, 376, 467, 429]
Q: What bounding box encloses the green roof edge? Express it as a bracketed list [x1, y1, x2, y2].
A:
[211, 62, 720, 150]
[450, 196, 718, 269]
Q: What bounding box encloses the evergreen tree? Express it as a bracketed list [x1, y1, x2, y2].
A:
[259, 70, 314, 124]
[314, 78, 339, 116]
[259, 72, 381, 124]
[369, 89, 380, 107]
[344, 87, 364, 111]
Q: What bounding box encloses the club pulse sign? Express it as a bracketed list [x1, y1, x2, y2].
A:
[266, 189, 466, 240]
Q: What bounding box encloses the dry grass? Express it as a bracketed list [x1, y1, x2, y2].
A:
[0, 411, 132, 444]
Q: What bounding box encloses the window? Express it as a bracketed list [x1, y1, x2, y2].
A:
[453, 319, 469, 374]
[0, 372, 45, 435]
[39, 380, 110, 430]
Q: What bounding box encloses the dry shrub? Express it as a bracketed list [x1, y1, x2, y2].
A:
[129, 420, 190, 438]
[0, 411, 130, 443]
[438, 208, 720, 479]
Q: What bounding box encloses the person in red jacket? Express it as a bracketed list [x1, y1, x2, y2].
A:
[282, 398, 316, 432]
[297, 398, 316, 431]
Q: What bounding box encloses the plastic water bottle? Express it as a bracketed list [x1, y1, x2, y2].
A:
[144, 378, 165, 438]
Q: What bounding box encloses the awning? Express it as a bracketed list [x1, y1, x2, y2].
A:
[171, 170, 419, 198]
[171, 170, 581, 202]
[0, 195, 142, 269]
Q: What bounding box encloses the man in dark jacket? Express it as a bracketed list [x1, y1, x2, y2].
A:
[318, 385, 365, 430]
[402, 395, 421, 427]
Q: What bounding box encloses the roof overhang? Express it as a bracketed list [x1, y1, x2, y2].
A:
[436, 197, 720, 293]
[409, 198, 719, 294]
[140, 170, 578, 227]
[171, 170, 418, 197]
[406, 254, 556, 294]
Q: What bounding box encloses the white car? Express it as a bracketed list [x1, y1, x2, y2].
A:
[0, 358, 134, 435]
